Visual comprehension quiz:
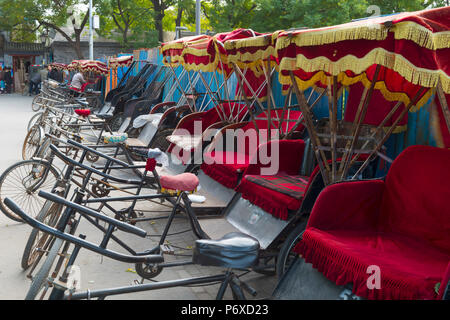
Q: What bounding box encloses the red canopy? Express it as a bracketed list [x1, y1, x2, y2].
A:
[161, 29, 271, 100]
[67, 60, 109, 75]
[49, 62, 68, 71]
[274, 6, 450, 108]
[109, 55, 133, 69]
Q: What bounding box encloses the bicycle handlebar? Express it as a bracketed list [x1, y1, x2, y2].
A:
[3, 198, 164, 264]
[49, 144, 144, 186]
[67, 139, 130, 168]
[38, 190, 147, 238]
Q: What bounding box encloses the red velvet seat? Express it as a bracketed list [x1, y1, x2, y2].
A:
[201, 110, 304, 189]
[167, 103, 248, 157]
[235, 139, 308, 220]
[202, 151, 251, 188]
[295, 145, 450, 300]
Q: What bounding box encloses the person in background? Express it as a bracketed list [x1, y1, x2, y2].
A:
[70, 71, 87, 91]
[63, 69, 70, 84]
[4, 68, 12, 94]
[48, 65, 62, 82]
[29, 70, 42, 95]
[39, 65, 49, 83]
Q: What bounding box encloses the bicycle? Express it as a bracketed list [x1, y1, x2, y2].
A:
[6, 193, 261, 300]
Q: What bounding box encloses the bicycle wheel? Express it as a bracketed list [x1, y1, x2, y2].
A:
[32, 95, 44, 112]
[22, 126, 42, 160]
[275, 218, 308, 279]
[21, 200, 63, 270]
[25, 237, 64, 300]
[27, 112, 43, 132]
[0, 160, 59, 222]
[35, 136, 53, 160]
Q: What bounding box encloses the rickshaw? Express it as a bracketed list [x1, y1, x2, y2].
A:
[269, 6, 450, 300]
[6, 7, 450, 300]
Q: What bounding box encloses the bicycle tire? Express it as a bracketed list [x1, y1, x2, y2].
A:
[35, 136, 53, 160]
[27, 112, 43, 132]
[0, 160, 60, 222]
[32, 95, 43, 112]
[22, 126, 42, 160]
[21, 200, 62, 270]
[25, 237, 64, 300]
[275, 218, 308, 279]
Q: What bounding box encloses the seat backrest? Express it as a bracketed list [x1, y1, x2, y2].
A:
[138, 120, 159, 146]
[379, 145, 450, 252]
[256, 109, 304, 133]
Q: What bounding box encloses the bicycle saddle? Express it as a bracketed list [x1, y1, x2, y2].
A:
[193, 233, 260, 269]
[75, 109, 91, 117]
[160, 173, 199, 192]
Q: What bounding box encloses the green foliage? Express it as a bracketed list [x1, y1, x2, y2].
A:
[96, 0, 158, 49]
[202, 0, 436, 33]
[0, 0, 447, 50]
[249, 0, 305, 32]
[202, 0, 258, 32]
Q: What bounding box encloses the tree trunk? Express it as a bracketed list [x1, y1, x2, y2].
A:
[151, 1, 165, 43]
[176, 7, 183, 27]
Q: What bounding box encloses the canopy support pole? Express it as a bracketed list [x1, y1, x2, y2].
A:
[168, 63, 194, 111]
[339, 64, 381, 181]
[436, 81, 450, 135]
[197, 71, 226, 122]
[233, 64, 260, 131]
[351, 87, 429, 179]
[328, 76, 338, 182]
[290, 71, 330, 185]
[285, 88, 326, 139]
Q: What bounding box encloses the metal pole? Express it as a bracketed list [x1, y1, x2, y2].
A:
[196, 0, 201, 35]
[89, 0, 94, 60]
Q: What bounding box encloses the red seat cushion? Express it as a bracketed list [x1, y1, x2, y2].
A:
[75, 109, 91, 117]
[296, 228, 450, 300]
[201, 151, 251, 189]
[236, 175, 307, 220]
[160, 173, 199, 192]
[294, 146, 450, 300]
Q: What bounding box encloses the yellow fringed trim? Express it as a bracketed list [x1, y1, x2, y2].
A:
[280, 71, 435, 133]
[277, 47, 450, 94]
[224, 31, 281, 51]
[393, 21, 450, 50]
[227, 48, 278, 71]
[281, 70, 433, 109]
[276, 24, 389, 51]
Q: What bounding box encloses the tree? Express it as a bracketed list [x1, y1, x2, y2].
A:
[249, 0, 306, 32]
[202, 0, 257, 32]
[371, 0, 428, 14]
[148, 0, 176, 42]
[0, 0, 95, 59]
[96, 0, 158, 48]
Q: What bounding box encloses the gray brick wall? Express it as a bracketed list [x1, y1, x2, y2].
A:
[51, 41, 126, 64]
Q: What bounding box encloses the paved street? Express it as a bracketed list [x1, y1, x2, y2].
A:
[0, 94, 277, 300]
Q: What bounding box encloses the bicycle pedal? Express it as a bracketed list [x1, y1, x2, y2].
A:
[160, 244, 175, 255]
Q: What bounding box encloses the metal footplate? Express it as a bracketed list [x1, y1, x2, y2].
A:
[160, 244, 175, 255]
